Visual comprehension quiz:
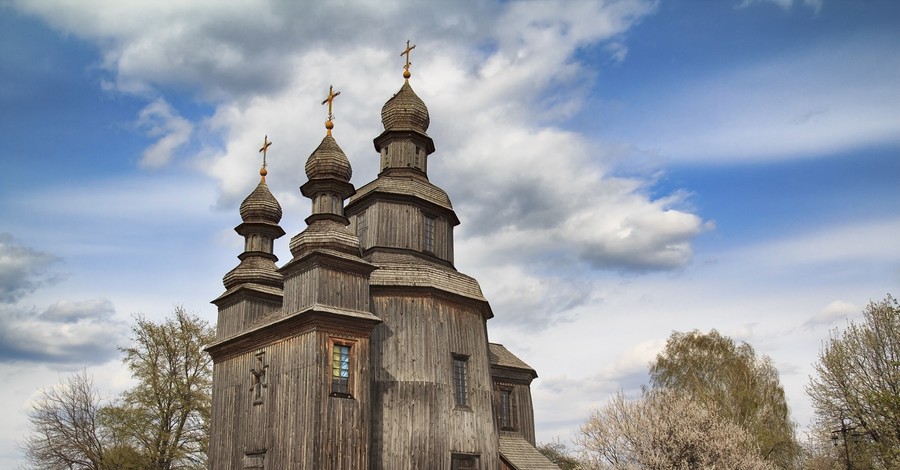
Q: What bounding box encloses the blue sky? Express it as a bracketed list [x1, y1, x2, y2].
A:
[1, 0, 899, 466]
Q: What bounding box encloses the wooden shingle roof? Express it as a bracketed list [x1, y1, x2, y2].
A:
[489, 343, 537, 376]
[499, 436, 559, 470]
[348, 174, 459, 224]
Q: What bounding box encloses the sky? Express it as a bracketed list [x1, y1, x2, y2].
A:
[1, 0, 899, 465]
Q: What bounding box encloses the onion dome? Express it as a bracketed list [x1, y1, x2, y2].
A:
[381, 80, 430, 134]
[305, 135, 352, 182]
[239, 176, 283, 224]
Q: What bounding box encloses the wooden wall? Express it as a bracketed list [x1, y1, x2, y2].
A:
[352, 200, 454, 264]
[215, 294, 281, 340]
[369, 291, 499, 469]
[281, 263, 371, 315]
[495, 382, 538, 445]
[209, 322, 373, 469]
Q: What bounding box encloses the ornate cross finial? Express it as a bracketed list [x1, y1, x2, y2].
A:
[321, 85, 341, 136]
[258, 135, 272, 181]
[401, 39, 416, 80]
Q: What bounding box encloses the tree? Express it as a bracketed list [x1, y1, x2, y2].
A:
[105, 307, 214, 470]
[577, 389, 775, 470]
[648, 329, 799, 468]
[20, 371, 117, 470]
[807, 294, 900, 469]
[21, 307, 214, 470]
[537, 439, 584, 469]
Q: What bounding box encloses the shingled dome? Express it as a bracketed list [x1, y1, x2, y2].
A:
[239, 180, 282, 224]
[305, 135, 352, 182]
[381, 80, 430, 133]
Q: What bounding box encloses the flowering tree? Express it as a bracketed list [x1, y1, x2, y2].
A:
[577, 389, 775, 470]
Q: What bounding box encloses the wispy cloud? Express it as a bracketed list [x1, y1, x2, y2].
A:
[801, 299, 859, 331]
[736, 0, 822, 13]
[608, 35, 900, 163]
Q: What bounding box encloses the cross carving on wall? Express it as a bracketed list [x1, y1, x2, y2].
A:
[250, 352, 268, 405]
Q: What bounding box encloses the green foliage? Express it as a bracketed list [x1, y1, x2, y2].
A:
[807, 294, 900, 469]
[648, 329, 799, 468]
[21, 307, 213, 470]
[110, 307, 213, 469]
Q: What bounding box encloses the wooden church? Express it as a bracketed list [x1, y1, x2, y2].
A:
[205, 43, 558, 470]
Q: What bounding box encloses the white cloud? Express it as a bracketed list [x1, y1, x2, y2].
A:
[16, 0, 890, 458]
[136, 99, 192, 168]
[802, 300, 859, 331]
[62, 0, 701, 276]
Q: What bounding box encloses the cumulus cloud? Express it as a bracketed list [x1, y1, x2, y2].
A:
[0, 233, 62, 303]
[10, 0, 707, 321]
[0, 298, 126, 365]
[136, 98, 192, 168]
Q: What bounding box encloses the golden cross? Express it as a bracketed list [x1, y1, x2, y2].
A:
[401, 39, 416, 79]
[258, 135, 272, 169]
[321, 85, 341, 134]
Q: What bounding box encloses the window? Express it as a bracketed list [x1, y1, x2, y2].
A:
[331, 343, 351, 397]
[499, 388, 516, 430]
[451, 453, 479, 470]
[452, 355, 468, 407]
[423, 215, 435, 253]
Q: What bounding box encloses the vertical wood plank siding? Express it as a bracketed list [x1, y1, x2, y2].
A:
[215, 298, 282, 339]
[369, 292, 499, 469]
[351, 201, 453, 264]
[210, 327, 372, 469]
[282, 266, 370, 314]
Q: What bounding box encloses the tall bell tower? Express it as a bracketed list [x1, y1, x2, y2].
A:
[344, 41, 499, 468]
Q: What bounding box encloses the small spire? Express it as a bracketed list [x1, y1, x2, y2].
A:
[321, 85, 341, 136]
[258, 135, 272, 181]
[401, 39, 416, 80]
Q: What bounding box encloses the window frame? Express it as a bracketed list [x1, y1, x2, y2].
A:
[452, 353, 469, 408]
[498, 386, 517, 431]
[451, 453, 480, 470]
[423, 213, 436, 253]
[330, 338, 355, 399]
